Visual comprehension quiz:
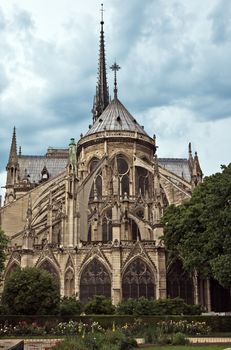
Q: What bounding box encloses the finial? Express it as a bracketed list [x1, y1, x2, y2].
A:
[110, 61, 121, 99]
[101, 3, 104, 24]
[188, 142, 192, 154]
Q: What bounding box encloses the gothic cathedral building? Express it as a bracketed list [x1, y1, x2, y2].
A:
[0, 12, 229, 311]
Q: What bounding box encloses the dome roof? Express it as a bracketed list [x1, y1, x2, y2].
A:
[85, 98, 147, 136]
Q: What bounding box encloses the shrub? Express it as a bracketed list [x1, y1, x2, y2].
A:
[84, 295, 115, 315]
[2, 267, 60, 315]
[116, 297, 202, 316]
[171, 332, 189, 345]
[59, 296, 82, 316]
[116, 299, 137, 315]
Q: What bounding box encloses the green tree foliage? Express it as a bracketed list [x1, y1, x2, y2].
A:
[162, 163, 231, 287]
[59, 296, 83, 316]
[2, 267, 60, 315]
[0, 228, 8, 272]
[84, 295, 115, 314]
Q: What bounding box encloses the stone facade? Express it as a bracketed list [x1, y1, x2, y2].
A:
[3, 13, 222, 309]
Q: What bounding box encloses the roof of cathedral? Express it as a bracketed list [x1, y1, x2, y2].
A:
[86, 97, 147, 136]
[158, 158, 191, 182]
[18, 156, 67, 183]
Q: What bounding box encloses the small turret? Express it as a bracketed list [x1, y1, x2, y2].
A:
[192, 151, 203, 186]
[5, 127, 19, 203]
[188, 143, 203, 187]
[67, 138, 77, 177]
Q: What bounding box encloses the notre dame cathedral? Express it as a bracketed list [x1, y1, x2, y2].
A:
[0, 10, 229, 312]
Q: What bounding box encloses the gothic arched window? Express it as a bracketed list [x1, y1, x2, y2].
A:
[167, 260, 193, 305]
[38, 260, 60, 288]
[136, 166, 149, 196]
[117, 156, 129, 196]
[89, 157, 100, 172]
[122, 258, 155, 299]
[80, 259, 111, 301]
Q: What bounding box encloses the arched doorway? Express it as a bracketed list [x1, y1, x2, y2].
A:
[80, 258, 111, 301]
[122, 258, 155, 299]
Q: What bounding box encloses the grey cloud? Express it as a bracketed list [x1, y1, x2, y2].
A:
[209, 0, 231, 44]
[12, 7, 34, 31]
[0, 0, 231, 181]
[0, 64, 8, 93]
[0, 8, 6, 30]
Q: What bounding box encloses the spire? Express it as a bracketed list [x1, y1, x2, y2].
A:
[188, 142, 193, 171]
[8, 127, 18, 164]
[92, 3, 109, 123]
[110, 61, 121, 99]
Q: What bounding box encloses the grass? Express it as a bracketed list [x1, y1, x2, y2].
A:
[141, 346, 231, 350]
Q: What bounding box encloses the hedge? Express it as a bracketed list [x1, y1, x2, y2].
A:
[0, 315, 231, 332]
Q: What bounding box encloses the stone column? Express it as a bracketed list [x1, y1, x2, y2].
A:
[111, 243, 121, 305]
[157, 246, 166, 299]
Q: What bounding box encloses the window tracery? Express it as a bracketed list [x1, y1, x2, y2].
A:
[80, 258, 111, 301]
[122, 258, 155, 299]
[136, 166, 149, 196]
[167, 260, 193, 305]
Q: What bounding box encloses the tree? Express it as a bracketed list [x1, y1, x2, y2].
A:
[162, 163, 231, 288]
[0, 228, 8, 272]
[2, 267, 60, 315]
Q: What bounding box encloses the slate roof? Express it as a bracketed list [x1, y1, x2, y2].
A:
[158, 158, 191, 182]
[17, 154, 191, 185]
[18, 156, 67, 183]
[86, 98, 147, 136]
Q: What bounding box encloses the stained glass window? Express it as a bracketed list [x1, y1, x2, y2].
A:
[122, 258, 155, 299]
[80, 259, 111, 301]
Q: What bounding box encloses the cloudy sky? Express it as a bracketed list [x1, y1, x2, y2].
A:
[0, 0, 231, 198]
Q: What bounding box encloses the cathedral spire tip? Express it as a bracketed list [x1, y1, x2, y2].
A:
[92, 3, 109, 123]
[8, 126, 18, 164]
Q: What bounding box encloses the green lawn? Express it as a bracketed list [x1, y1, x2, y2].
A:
[141, 346, 231, 350]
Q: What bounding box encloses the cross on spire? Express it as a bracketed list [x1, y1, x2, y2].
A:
[110, 61, 121, 99]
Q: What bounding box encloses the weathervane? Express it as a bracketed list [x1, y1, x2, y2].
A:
[110, 61, 121, 99]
